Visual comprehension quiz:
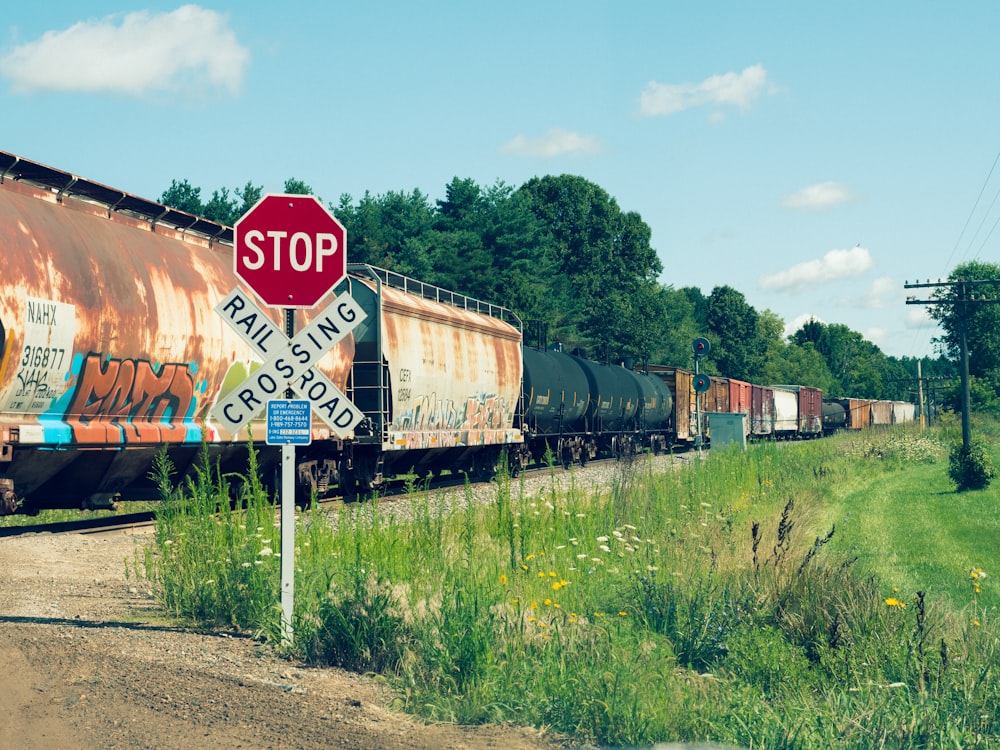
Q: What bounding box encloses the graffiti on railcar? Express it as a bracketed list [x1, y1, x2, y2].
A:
[59, 353, 204, 444]
[1, 297, 77, 413]
[396, 391, 510, 432]
[392, 391, 514, 448]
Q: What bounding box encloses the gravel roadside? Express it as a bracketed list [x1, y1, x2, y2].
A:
[0, 453, 687, 749]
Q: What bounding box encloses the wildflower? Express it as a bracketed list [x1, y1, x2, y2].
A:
[974, 620, 981, 627]
[597, 536, 610, 542]
[241, 562, 251, 568]
[544, 598, 552, 606]
[500, 573, 508, 586]
[577, 553, 588, 559]
[528, 616, 537, 623]
[600, 545, 611, 553]
[971, 567, 987, 580]
[526, 554, 535, 561]
[618, 611, 628, 617]
[549, 571, 557, 577]
[538, 571, 546, 578]
[885, 597, 906, 608]
[258, 547, 274, 557]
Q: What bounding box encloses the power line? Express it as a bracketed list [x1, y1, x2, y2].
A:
[905, 278, 1000, 448]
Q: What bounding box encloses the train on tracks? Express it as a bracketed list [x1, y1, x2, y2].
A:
[0, 150, 915, 514]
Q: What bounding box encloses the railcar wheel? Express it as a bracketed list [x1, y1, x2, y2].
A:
[0, 479, 17, 515]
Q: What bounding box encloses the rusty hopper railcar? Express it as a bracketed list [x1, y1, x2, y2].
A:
[0, 151, 525, 512]
[325, 266, 523, 496]
[0, 152, 355, 512]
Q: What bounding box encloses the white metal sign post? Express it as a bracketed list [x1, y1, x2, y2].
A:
[211, 289, 364, 644]
[215, 194, 355, 646]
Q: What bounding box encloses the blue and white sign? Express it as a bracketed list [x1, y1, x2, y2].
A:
[266, 399, 312, 445]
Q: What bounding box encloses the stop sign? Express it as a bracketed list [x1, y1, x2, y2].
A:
[234, 194, 347, 308]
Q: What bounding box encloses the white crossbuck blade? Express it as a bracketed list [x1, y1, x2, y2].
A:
[210, 288, 366, 437]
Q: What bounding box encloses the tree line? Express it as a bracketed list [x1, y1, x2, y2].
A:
[161, 174, 957, 405]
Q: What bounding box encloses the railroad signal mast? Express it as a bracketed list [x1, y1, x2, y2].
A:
[692, 338, 711, 455]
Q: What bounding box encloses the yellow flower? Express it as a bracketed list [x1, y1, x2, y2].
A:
[544, 598, 552, 606]
[538, 571, 546, 578]
[884, 597, 905, 608]
[500, 574, 507, 586]
[526, 554, 535, 561]
[618, 611, 628, 617]
[521, 564, 529, 571]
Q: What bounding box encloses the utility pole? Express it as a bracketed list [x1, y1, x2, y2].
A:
[905, 278, 1000, 449]
[917, 360, 925, 430]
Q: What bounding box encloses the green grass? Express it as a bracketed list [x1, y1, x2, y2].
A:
[823, 421, 1000, 620]
[137, 426, 1000, 749]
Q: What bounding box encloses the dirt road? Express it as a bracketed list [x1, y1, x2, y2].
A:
[0, 527, 566, 749]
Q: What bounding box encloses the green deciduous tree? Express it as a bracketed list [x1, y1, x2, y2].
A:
[705, 285, 762, 382]
[516, 174, 662, 359]
[929, 261, 1000, 384]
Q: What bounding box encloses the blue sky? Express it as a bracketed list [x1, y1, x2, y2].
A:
[3, 2, 999, 360]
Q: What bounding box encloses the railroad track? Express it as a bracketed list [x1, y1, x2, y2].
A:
[0, 450, 695, 538]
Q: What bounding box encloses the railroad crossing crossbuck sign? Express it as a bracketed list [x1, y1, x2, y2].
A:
[210, 288, 366, 438]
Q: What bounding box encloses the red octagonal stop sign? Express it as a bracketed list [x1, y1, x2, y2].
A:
[234, 194, 347, 308]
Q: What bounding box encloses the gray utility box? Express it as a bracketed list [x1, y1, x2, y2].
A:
[707, 412, 747, 450]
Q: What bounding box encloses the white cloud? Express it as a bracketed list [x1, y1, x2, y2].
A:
[0, 5, 249, 96]
[501, 128, 600, 158]
[782, 181, 854, 209]
[860, 276, 898, 309]
[865, 327, 887, 348]
[638, 64, 771, 118]
[906, 306, 937, 329]
[760, 246, 875, 293]
[783, 313, 825, 340]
